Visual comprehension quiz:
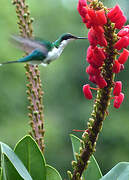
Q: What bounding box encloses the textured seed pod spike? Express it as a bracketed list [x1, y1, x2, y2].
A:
[13, 0, 45, 153]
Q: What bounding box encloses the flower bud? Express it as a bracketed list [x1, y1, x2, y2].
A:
[95, 75, 107, 88]
[83, 84, 93, 100]
[113, 60, 121, 73]
[118, 27, 129, 37]
[113, 81, 122, 96]
[118, 49, 129, 64]
[114, 36, 129, 50]
[77, 0, 87, 18]
[107, 5, 126, 29]
[86, 65, 100, 76]
[114, 93, 124, 109]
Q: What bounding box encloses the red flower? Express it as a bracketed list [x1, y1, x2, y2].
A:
[86, 46, 104, 68]
[113, 81, 122, 96]
[118, 26, 129, 37]
[94, 75, 107, 88]
[88, 27, 107, 47]
[115, 16, 127, 29]
[77, 0, 87, 18]
[107, 5, 126, 29]
[86, 65, 100, 76]
[118, 49, 129, 64]
[107, 5, 121, 19]
[93, 46, 106, 62]
[93, 25, 104, 36]
[114, 92, 124, 109]
[112, 60, 121, 73]
[88, 28, 98, 47]
[95, 9, 107, 26]
[87, 8, 107, 26]
[83, 84, 93, 99]
[114, 36, 129, 50]
[87, 8, 96, 25]
[89, 75, 96, 84]
[78, 0, 87, 7]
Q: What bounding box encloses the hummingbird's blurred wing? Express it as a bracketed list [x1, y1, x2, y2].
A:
[11, 35, 49, 55]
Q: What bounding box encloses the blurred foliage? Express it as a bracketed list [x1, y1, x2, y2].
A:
[0, 0, 129, 179]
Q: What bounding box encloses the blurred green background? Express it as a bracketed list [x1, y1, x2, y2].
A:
[0, 0, 129, 179]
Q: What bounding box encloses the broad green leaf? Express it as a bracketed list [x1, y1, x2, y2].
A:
[46, 165, 62, 180]
[100, 162, 129, 180]
[0, 142, 32, 180]
[70, 134, 102, 180]
[14, 135, 46, 180]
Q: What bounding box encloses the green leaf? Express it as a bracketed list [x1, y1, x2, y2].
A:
[0, 142, 33, 180]
[70, 134, 102, 180]
[46, 165, 62, 180]
[2, 155, 23, 180]
[0, 167, 3, 180]
[100, 162, 129, 180]
[14, 135, 46, 180]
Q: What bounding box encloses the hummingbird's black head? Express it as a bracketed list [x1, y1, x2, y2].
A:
[60, 33, 87, 42]
[53, 33, 87, 48]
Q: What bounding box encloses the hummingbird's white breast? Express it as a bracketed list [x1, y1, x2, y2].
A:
[43, 39, 72, 65]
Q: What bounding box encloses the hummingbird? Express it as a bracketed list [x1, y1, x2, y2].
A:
[0, 33, 87, 67]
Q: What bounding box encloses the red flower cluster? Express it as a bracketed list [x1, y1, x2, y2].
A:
[78, 0, 128, 109]
[113, 26, 129, 72]
[86, 46, 107, 88]
[78, 0, 107, 89]
[78, 0, 107, 47]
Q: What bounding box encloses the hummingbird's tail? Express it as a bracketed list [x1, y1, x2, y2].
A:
[0, 60, 20, 66]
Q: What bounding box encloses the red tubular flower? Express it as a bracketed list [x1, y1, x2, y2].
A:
[88, 28, 107, 47]
[118, 49, 129, 64]
[113, 60, 121, 73]
[98, 35, 107, 47]
[86, 65, 100, 76]
[87, 8, 96, 25]
[94, 25, 104, 35]
[83, 84, 93, 100]
[89, 75, 96, 84]
[113, 81, 122, 96]
[93, 46, 106, 62]
[94, 75, 107, 88]
[96, 9, 107, 26]
[114, 36, 129, 50]
[107, 5, 121, 19]
[86, 46, 104, 68]
[115, 15, 127, 29]
[107, 5, 126, 29]
[114, 92, 124, 109]
[88, 28, 98, 47]
[86, 8, 107, 27]
[118, 26, 129, 37]
[77, 0, 87, 18]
